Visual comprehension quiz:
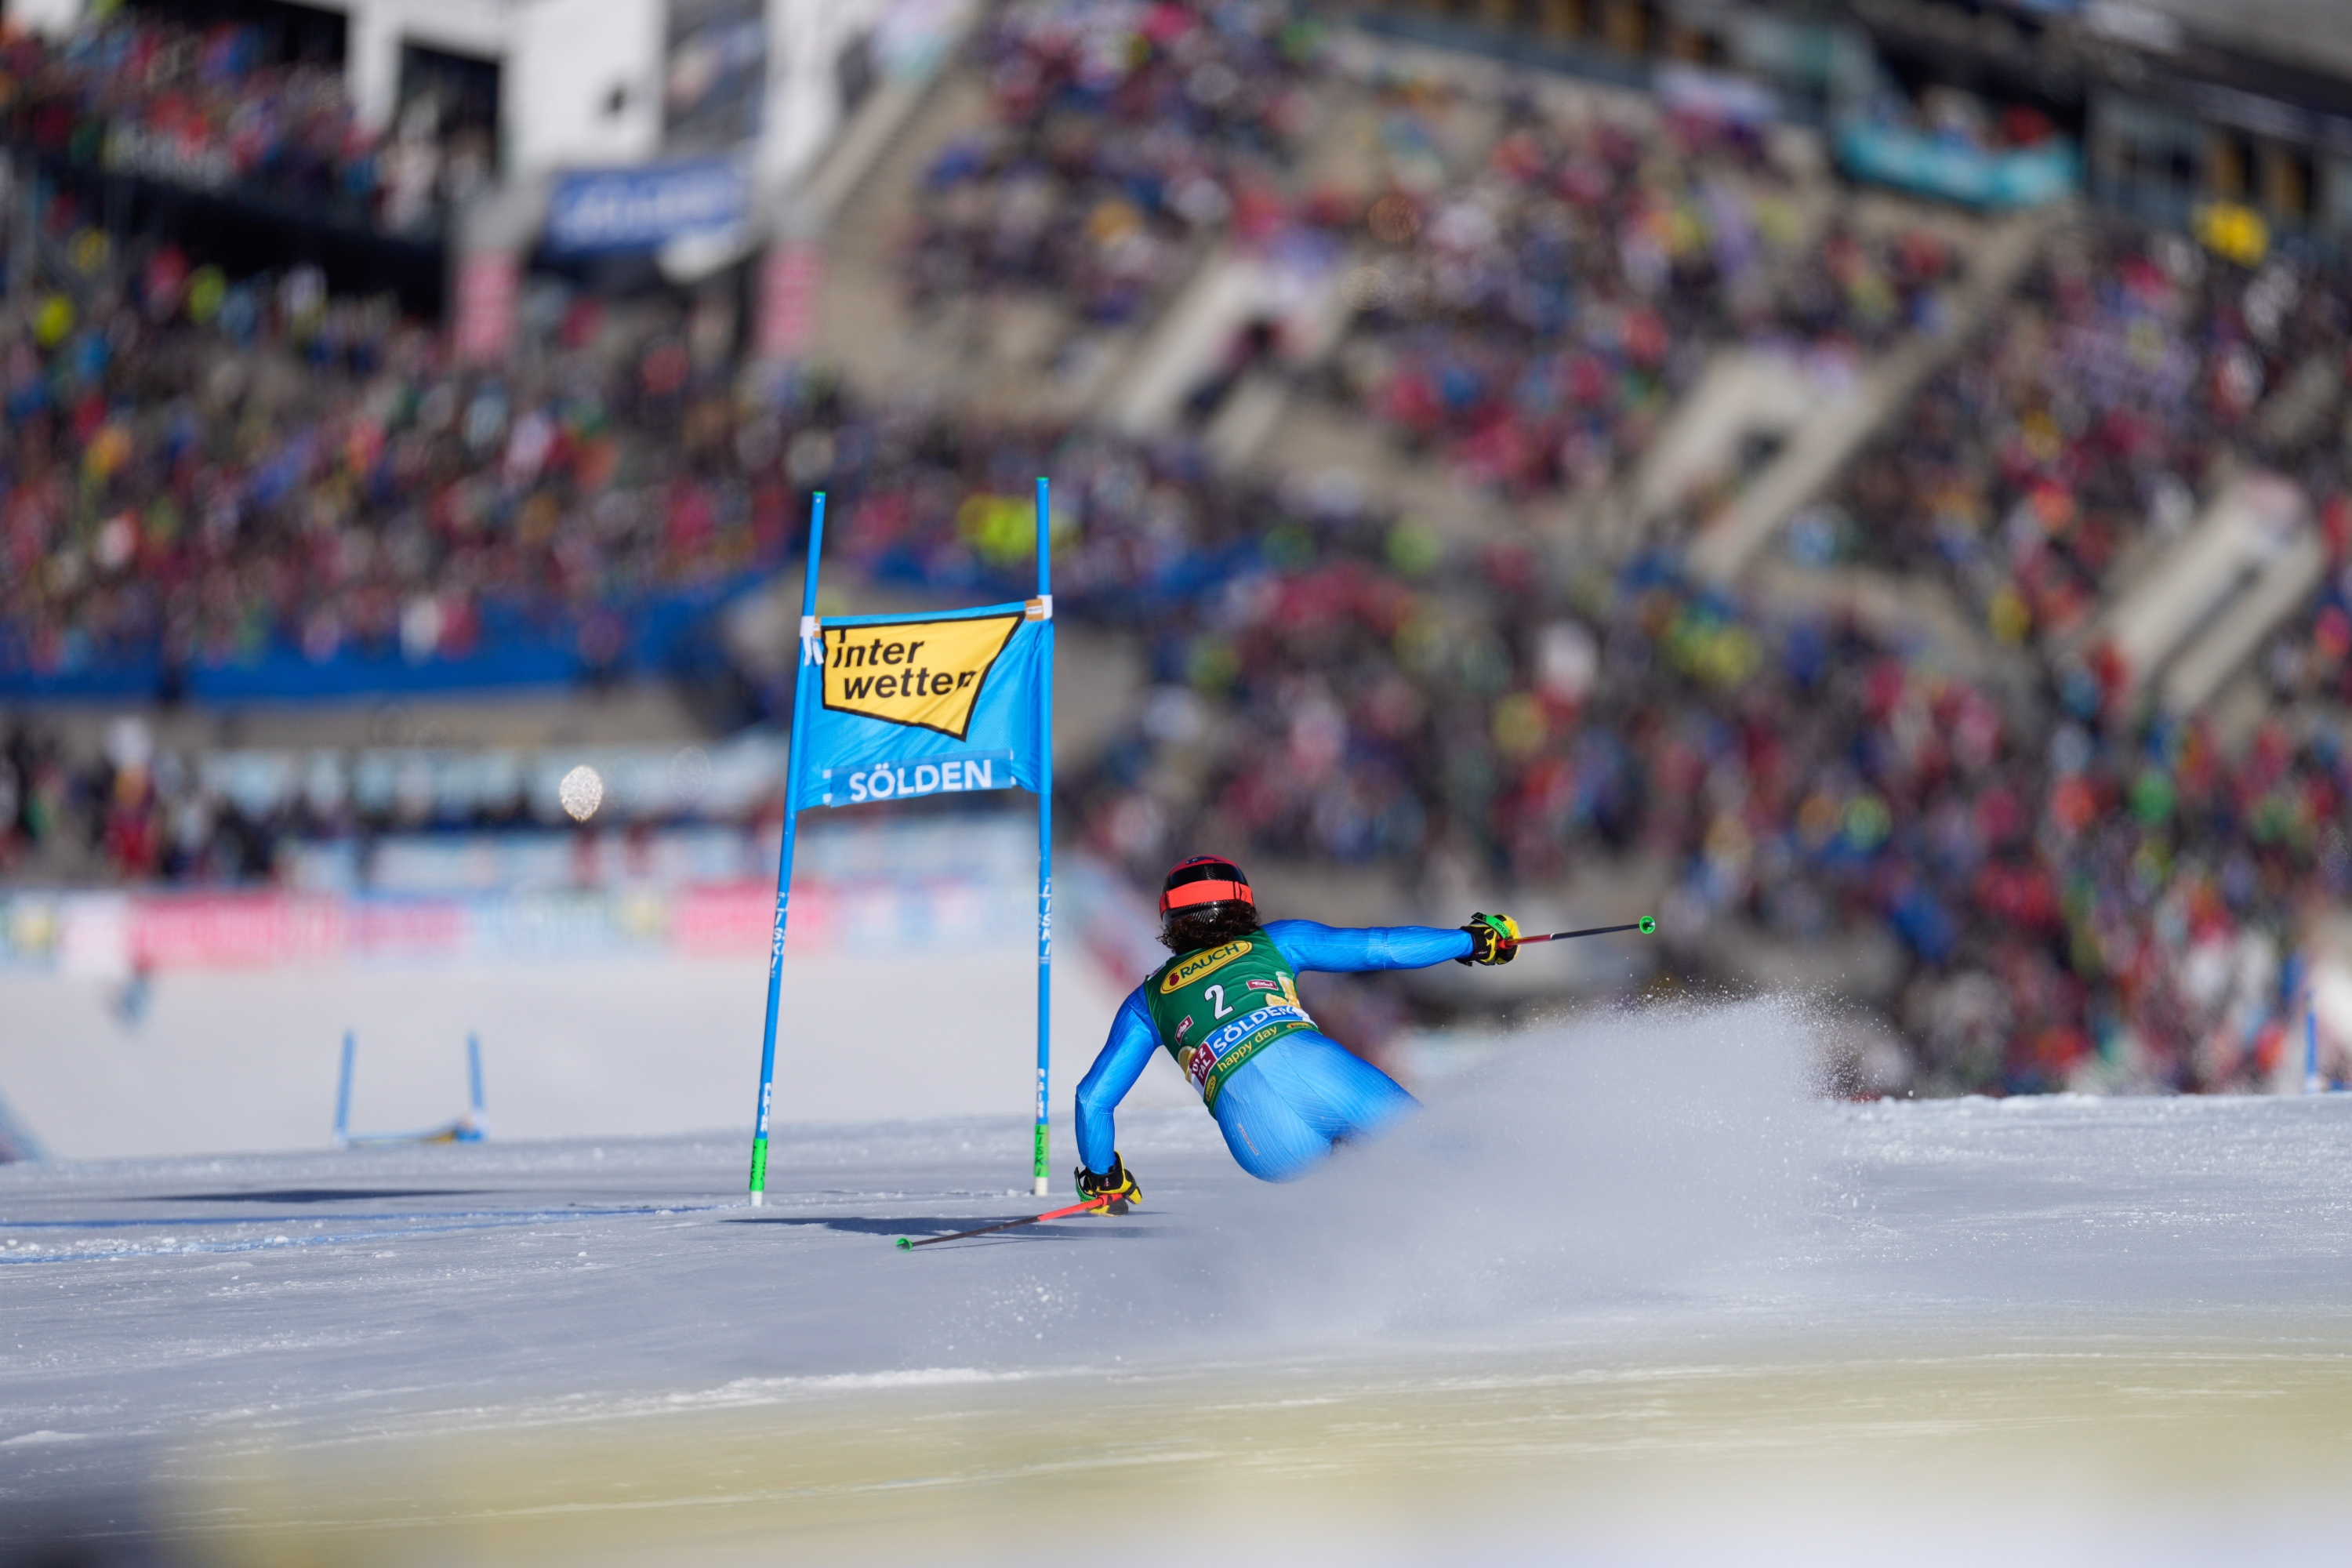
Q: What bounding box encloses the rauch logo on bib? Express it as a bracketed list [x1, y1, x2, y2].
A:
[1160, 939, 1251, 994]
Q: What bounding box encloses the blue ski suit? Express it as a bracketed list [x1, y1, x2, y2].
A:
[1075, 920, 1472, 1182]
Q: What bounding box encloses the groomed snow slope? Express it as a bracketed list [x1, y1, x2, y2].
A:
[7, 999, 2352, 1566]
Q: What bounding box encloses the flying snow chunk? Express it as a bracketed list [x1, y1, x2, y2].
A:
[559, 764, 604, 822]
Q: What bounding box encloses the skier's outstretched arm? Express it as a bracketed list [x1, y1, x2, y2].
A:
[1262, 919, 1475, 974]
[1075, 985, 1159, 1175]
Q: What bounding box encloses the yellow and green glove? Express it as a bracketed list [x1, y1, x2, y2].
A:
[1457, 912, 1521, 966]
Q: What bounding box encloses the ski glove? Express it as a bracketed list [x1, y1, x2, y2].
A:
[1075, 1154, 1141, 1215]
[1457, 912, 1521, 966]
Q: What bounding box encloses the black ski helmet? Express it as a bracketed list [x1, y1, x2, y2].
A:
[1160, 855, 1254, 919]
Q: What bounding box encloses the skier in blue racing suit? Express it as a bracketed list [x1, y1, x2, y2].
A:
[1073, 855, 1519, 1206]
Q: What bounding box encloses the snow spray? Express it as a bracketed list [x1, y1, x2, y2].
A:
[952, 996, 1831, 1356]
[1197, 996, 1826, 1341]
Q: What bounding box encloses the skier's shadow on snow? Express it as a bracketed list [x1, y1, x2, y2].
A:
[143, 1188, 487, 1204]
[728, 1216, 1152, 1242]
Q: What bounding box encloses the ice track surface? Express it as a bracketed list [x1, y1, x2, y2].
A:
[8, 999, 2352, 1566]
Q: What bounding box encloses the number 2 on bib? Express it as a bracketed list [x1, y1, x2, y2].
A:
[1206, 983, 1233, 1019]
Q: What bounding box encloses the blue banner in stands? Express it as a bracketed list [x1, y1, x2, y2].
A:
[544, 157, 748, 254]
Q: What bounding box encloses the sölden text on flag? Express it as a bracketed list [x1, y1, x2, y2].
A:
[792, 599, 1051, 808]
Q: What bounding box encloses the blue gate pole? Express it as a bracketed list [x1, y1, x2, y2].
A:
[464, 1031, 485, 1141]
[1033, 475, 1054, 1196]
[333, 1029, 355, 1148]
[748, 491, 826, 1205]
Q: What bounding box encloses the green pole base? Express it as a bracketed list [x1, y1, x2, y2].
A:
[895, 1236, 913, 1250]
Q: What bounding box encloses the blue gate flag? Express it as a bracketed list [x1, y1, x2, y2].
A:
[749, 482, 1059, 1207]
[791, 599, 1051, 808]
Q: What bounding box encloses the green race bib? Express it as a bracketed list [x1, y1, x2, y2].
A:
[1144, 935, 1316, 1109]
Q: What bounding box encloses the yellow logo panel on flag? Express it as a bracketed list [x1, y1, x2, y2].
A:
[820, 615, 1022, 740]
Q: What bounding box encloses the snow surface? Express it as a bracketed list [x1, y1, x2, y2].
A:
[0, 947, 1175, 1160]
[8, 999, 2352, 1566]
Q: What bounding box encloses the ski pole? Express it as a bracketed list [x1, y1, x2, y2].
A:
[895, 1193, 1118, 1250]
[1517, 916, 1657, 944]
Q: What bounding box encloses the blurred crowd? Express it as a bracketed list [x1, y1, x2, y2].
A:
[1828, 221, 2351, 646]
[1329, 90, 1961, 498]
[2, 717, 277, 883]
[0, 216, 794, 688]
[907, 0, 1327, 325]
[1054, 525, 2347, 1094]
[8, 316, 2343, 1092]
[2, 0, 2347, 1093]
[906, 2, 1966, 499]
[0, 14, 486, 234]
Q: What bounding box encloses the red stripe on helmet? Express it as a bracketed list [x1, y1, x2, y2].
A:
[1160, 877, 1254, 914]
[1160, 857, 1254, 916]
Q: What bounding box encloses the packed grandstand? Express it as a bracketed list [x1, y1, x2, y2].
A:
[2, 0, 2349, 1098]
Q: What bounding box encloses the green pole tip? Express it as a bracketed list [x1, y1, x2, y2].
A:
[895, 1236, 913, 1250]
[1639, 916, 1657, 934]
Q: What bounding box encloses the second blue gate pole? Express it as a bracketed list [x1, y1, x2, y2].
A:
[1033, 477, 1054, 1197]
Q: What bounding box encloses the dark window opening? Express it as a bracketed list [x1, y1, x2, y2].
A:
[2209, 130, 2254, 202]
[397, 43, 502, 165]
[2265, 145, 2315, 223]
[1601, 0, 1653, 55]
